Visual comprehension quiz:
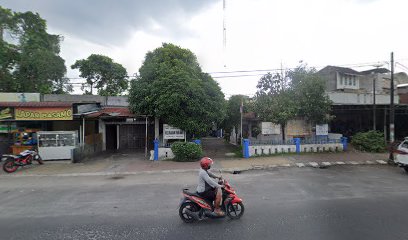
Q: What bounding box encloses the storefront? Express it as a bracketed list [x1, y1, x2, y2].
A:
[85, 107, 155, 156]
[0, 102, 78, 159]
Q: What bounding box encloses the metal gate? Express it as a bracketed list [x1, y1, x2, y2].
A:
[119, 125, 146, 150]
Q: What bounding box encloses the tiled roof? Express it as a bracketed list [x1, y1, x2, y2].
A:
[318, 65, 360, 75]
[0, 102, 72, 107]
[86, 107, 134, 118]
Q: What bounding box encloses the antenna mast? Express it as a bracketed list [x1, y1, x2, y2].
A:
[223, 0, 227, 67]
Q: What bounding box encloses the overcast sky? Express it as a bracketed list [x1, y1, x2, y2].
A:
[1, 0, 407, 97]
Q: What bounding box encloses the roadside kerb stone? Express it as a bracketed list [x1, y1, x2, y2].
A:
[322, 162, 331, 166]
[295, 163, 305, 167]
[376, 160, 387, 164]
[336, 161, 346, 165]
[349, 161, 359, 165]
[309, 162, 319, 168]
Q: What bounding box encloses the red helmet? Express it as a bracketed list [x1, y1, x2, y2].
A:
[200, 157, 213, 170]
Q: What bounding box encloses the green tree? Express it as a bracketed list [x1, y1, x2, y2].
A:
[129, 43, 225, 136]
[71, 54, 128, 96]
[0, 7, 71, 94]
[254, 64, 332, 140]
[223, 95, 247, 142]
[255, 71, 298, 140]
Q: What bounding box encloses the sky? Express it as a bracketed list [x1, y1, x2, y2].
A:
[1, 0, 408, 97]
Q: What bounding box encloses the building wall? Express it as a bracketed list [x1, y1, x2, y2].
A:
[317, 69, 337, 92]
[43, 94, 129, 107]
[328, 92, 399, 104]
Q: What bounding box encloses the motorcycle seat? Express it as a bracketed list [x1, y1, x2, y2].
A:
[183, 189, 202, 198]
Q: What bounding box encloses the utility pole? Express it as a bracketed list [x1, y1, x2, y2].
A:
[373, 74, 376, 130]
[389, 52, 395, 161]
[240, 98, 243, 145]
[390, 52, 395, 142]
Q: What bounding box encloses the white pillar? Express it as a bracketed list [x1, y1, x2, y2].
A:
[154, 117, 159, 139]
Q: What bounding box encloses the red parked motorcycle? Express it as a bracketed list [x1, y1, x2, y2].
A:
[2, 149, 44, 173]
[179, 177, 244, 223]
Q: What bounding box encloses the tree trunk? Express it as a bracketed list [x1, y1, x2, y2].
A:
[281, 123, 286, 142]
[0, 25, 3, 42]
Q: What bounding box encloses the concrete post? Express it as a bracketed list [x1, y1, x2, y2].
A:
[341, 137, 348, 151]
[294, 138, 301, 154]
[243, 139, 250, 158]
[154, 139, 159, 161]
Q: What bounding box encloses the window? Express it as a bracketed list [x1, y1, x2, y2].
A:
[348, 77, 352, 85]
[353, 78, 356, 86]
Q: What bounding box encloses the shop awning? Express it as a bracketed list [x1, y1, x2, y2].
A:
[85, 107, 135, 119]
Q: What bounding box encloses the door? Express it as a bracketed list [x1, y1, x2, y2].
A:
[105, 125, 117, 150]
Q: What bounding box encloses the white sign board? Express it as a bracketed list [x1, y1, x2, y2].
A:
[261, 122, 281, 135]
[163, 124, 185, 139]
[316, 124, 329, 136]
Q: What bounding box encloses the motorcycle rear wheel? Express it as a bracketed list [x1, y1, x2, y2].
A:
[226, 202, 245, 219]
[179, 202, 199, 223]
[3, 160, 19, 173]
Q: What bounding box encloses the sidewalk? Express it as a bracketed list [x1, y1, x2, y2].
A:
[0, 151, 390, 177]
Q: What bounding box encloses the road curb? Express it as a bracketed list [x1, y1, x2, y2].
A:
[0, 160, 392, 178]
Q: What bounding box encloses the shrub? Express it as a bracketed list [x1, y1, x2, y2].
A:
[351, 130, 386, 152]
[171, 142, 203, 162]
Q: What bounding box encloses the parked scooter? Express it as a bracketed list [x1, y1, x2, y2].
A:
[179, 177, 244, 223]
[2, 149, 44, 173]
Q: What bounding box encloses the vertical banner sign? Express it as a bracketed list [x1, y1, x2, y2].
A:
[316, 124, 329, 136]
[163, 124, 185, 139]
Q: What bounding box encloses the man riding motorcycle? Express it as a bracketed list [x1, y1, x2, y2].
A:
[196, 157, 225, 216]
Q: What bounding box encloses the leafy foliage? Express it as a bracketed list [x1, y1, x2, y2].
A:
[0, 7, 70, 94]
[71, 54, 128, 96]
[171, 142, 203, 162]
[351, 131, 386, 152]
[222, 95, 246, 137]
[129, 43, 225, 136]
[254, 63, 333, 139]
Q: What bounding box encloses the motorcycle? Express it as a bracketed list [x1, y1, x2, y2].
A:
[179, 177, 244, 223]
[2, 149, 44, 173]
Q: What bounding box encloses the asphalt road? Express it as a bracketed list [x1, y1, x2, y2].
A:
[1, 165, 408, 240]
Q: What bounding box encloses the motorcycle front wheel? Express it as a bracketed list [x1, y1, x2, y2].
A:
[35, 155, 44, 165]
[226, 202, 245, 219]
[3, 160, 19, 173]
[179, 202, 199, 223]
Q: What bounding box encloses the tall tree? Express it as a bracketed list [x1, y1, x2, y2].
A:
[223, 95, 247, 141]
[129, 43, 225, 136]
[71, 54, 128, 96]
[0, 7, 71, 94]
[254, 64, 332, 140]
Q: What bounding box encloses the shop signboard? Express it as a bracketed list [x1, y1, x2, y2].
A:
[0, 123, 17, 133]
[286, 119, 311, 136]
[15, 107, 73, 120]
[316, 124, 329, 136]
[163, 124, 185, 139]
[0, 107, 13, 120]
[261, 122, 281, 135]
[0, 93, 40, 102]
